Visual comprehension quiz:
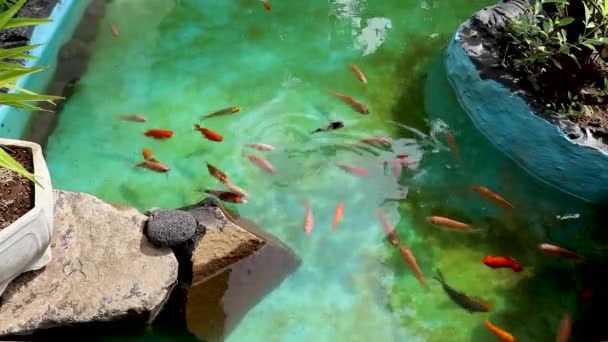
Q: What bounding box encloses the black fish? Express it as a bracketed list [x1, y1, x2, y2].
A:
[311, 121, 344, 134]
[433, 269, 491, 313]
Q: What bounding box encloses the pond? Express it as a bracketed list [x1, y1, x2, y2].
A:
[39, 0, 606, 341]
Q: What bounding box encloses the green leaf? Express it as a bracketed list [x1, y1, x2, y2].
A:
[2, 101, 45, 111]
[542, 0, 569, 4]
[584, 37, 608, 45]
[0, 61, 29, 70]
[0, 146, 40, 187]
[0, 0, 26, 30]
[557, 17, 575, 27]
[0, 44, 43, 60]
[0, 66, 43, 84]
[583, 2, 592, 24]
[3, 17, 52, 29]
[0, 93, 62, 103]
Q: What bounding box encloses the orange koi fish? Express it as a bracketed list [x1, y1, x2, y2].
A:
[331, 203, 344, 232]
[244, 143, 275, 151]
[135, 160, 170, 173]
[337, 163, 370, 177]
[556, 314, 572, 342]
[201, 106, 241, 121]
[120, 114, 147, 122]
[375, 208, 399, 247]
[472, 184, 515, 210]
[347, 63, 367, 84]
[204, 190, 247, 203]
[206, 162, 229, 184]
[109, 22, 120, 37]
[141, 148, 159, 163]
[401, 245, 429, 290]
[539, 243, 586, 261]
[226, 182, 249, 198]
[245, 153, 276, 174]
[445, 129, 461, 161]
[263, 1, 271, 11]
[427, 216, 479, 233]
[329, 91, 369, 114]
[484, 320, 517, 342]
[483, 256, 523, 272]
[359, 136, 392, 145]
[434, 270, 491, 312]
[194, 124, 223, 142]
[303, 199, 314, 235]
[144, 129, 174, 139]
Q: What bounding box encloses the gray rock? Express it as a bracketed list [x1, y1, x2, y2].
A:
[0, 190, 178, 338]
[145, 209, 198, 247]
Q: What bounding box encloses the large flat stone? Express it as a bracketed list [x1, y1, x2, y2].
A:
[0, 190, 178, 337]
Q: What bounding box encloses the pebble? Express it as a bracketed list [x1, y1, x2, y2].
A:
[145, 209, 197, 247]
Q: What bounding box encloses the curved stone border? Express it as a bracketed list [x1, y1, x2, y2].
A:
[0, 0, 89, 139]
[445, 0, 608, 202]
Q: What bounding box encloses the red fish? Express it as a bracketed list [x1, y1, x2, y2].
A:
[206, 162, 229, 184]
[445, 130, 461, 161]
[245, 153, 276, 174]
[194, 124, 223, 142]
[141, 148, 159, 163]
[472, 184, 515, 210]
[556, 314, 572, 342]
[329, 91, 369, 114]
[331, 203, 344, 232]
[303, 199, 314, 235]
[401, 245, 428, 290]
[144, 129, 174, 139]
[347, 63, 367, 84]
[337, 163, 370, 177]
[120, 114, 147, 122]
[539, 243, 586, 261]
[244, 143, 274, 151]
[483, 256, 523, 272]
[375, 208, 399, 247]
[427, 216, 479, 233]
[263, 1, 271, 11]
[484, 320, 517, 342]
[135, 160, 170, 173]
[226, 182, 249, 198]
[204, 190, 247, 203]
[580, 283, 597, 300]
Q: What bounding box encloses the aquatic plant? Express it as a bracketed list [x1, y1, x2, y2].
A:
[0, 0, 62, 183]
[500, 0, 608, 120]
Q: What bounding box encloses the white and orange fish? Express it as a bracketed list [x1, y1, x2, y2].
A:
[375, 208, 399, 247]
[399, 245, 428, 290]
[244, 143, 275, 151]
[109, 22, 120, 37]
[347, 63, 367, 84]
[226, 182, 249, 198]
[427, 216, 479, 233]
[539, 243, 586, 261]
[472, 184, 515, 210]
[337, 163, 370, 177]
[331, 203, 344, 232]
[120, 114, 147, 122]
[445, 129, 461, 162]
[141, 148, 159, 163]
[245, 153, 276, 174]
[135, 160, 170, 173]
[303, 199, 314, 235]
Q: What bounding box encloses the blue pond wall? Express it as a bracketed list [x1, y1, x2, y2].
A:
[445, 32, 608, 203]
[0, 0, 90, 139]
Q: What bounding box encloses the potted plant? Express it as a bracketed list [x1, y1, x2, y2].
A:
[0, 0, 62, 295]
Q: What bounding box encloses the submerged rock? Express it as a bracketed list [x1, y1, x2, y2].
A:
[0, 190, 178, 338]
[145, 209, 198, 247]
[153, 198, 301, 342]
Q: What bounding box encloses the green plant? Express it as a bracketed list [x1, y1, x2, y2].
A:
[0, 0, 63, 184]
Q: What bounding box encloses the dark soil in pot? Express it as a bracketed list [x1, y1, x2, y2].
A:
[0, 146, 35, 230]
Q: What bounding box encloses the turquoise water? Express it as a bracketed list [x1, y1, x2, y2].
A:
[43, 0, 607, 341]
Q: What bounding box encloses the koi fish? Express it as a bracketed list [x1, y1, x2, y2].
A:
[400, 245, 429, 290]
[484, 320, 517, 342]
[141, 148, 159, 163]
[483, 256, 523, 272]
[226, 182, 249, 198]
[347, 63, 367, 84]
[391, 163, 402, 178]
[144, 129, 174, 139]
[201, 106, 241, 121]
[556, 314, 571, 342]
[194, 124, 223, 142]
[263, 1, 271, 11]
[375, 208, 399, 247]
[120, 114, 147, 122]
[472, 184, 515, 210]
[445, 130, 461, 161]
[206, 162, 229, 184]
[427, 216, 479, 233]
[311, 121, 344, 134]
[337, 163, 370, 177]
[244, 143, 274, 151]
[109, 22, 120, 37]
[303, 199, 314, 235]
[204, 190, 247, 203]
[329, 91, 369, 114]
[434, 270, 491, 313]
[580, 283, 596, 300]
[135, 160, 170, 173]
[245, 153, 276, 174]
[539, 243, 586, 261]
[359, 136, 392, 145]
[331, 203, 344, 232]
[396, 154, 408, 159]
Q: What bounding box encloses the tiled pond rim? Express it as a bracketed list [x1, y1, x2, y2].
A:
[0, 0, 92, 140]
[445, 0, 608, 203]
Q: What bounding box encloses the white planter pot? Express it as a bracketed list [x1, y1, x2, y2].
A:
[0, 138, 53, 296]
